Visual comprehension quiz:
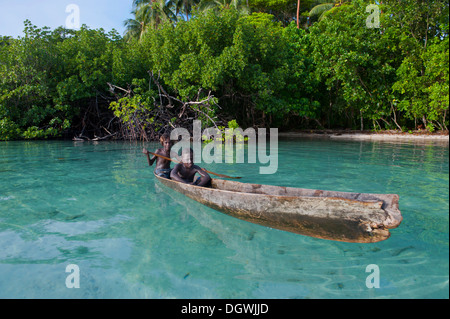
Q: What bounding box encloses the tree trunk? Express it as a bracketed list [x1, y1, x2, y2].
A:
[422, 116, 427, 128]
[297, 0, 300, 29]
[391, 103, 402, 130]
[360, 110, 364, 131]
[443, 109, 448, 131]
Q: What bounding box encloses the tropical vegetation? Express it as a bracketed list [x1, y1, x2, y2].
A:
[0, 0, 448, 141]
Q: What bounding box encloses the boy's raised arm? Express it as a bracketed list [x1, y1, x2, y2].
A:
[143, 148, 157, 166]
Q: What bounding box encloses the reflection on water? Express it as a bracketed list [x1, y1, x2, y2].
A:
[0, 139, 448, 298]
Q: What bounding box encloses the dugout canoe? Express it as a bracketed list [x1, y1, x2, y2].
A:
[154, 174, 402, 243]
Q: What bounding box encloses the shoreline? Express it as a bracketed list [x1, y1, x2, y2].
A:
[2, 130, 448, 144]
[279, 130, 449, 143]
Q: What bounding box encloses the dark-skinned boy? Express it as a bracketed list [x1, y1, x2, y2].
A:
[143, 134, 176, 179]
[170, 149, 211, 187]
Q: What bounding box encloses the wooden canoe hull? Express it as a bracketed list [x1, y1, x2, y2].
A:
[155, 174, 402, 243]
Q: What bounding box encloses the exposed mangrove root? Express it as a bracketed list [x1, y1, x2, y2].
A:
[95, 71, 223, 142]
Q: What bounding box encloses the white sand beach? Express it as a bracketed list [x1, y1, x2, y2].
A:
[279, 130, 449, 143]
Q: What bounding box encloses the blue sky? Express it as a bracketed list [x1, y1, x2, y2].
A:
[0, 0, 134, 38]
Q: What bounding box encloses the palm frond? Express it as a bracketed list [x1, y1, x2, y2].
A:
[309, 3, 334, 17]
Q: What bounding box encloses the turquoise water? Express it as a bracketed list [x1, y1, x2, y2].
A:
[0, 138, 448, 299]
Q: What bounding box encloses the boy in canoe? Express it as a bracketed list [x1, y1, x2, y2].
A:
[170, 148, 211, 187]
[143, 133, 178, 179]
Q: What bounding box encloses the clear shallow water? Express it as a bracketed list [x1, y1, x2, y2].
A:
[0, 138, 448, 299]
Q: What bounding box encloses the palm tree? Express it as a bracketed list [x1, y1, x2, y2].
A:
[308, 0, 348, 22]
[198, 0, 250, 14]
[138, 0, 175, 27]
[124, 0, 175, 41]
[124, 10, 146, 41]
[169, 0, 201, 21]
[297, 0, 319, 28]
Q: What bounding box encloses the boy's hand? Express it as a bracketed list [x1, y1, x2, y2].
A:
[143, 148, 149, 155]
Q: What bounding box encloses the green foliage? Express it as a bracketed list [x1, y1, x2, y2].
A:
[144, 9, 242, 99]
[393, 39, 449, 131]
[309, 1, 393, 127]
[248, 0, 316, 26]
[424, 37, 449, 126]
[0, 118, 21, 140]
[227, 119, 239, 129]
[0, 21, 128, 140]
[389, 0, 449, 130]
[109, 87, 157, 130]
[306, 0, 448, 130]
[226, 119, 249, 142]
[248, 0, 292, 9]
[1, 1, 449, 141]
[141, 9, 321, 127]
[202, 119, 248, 143]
